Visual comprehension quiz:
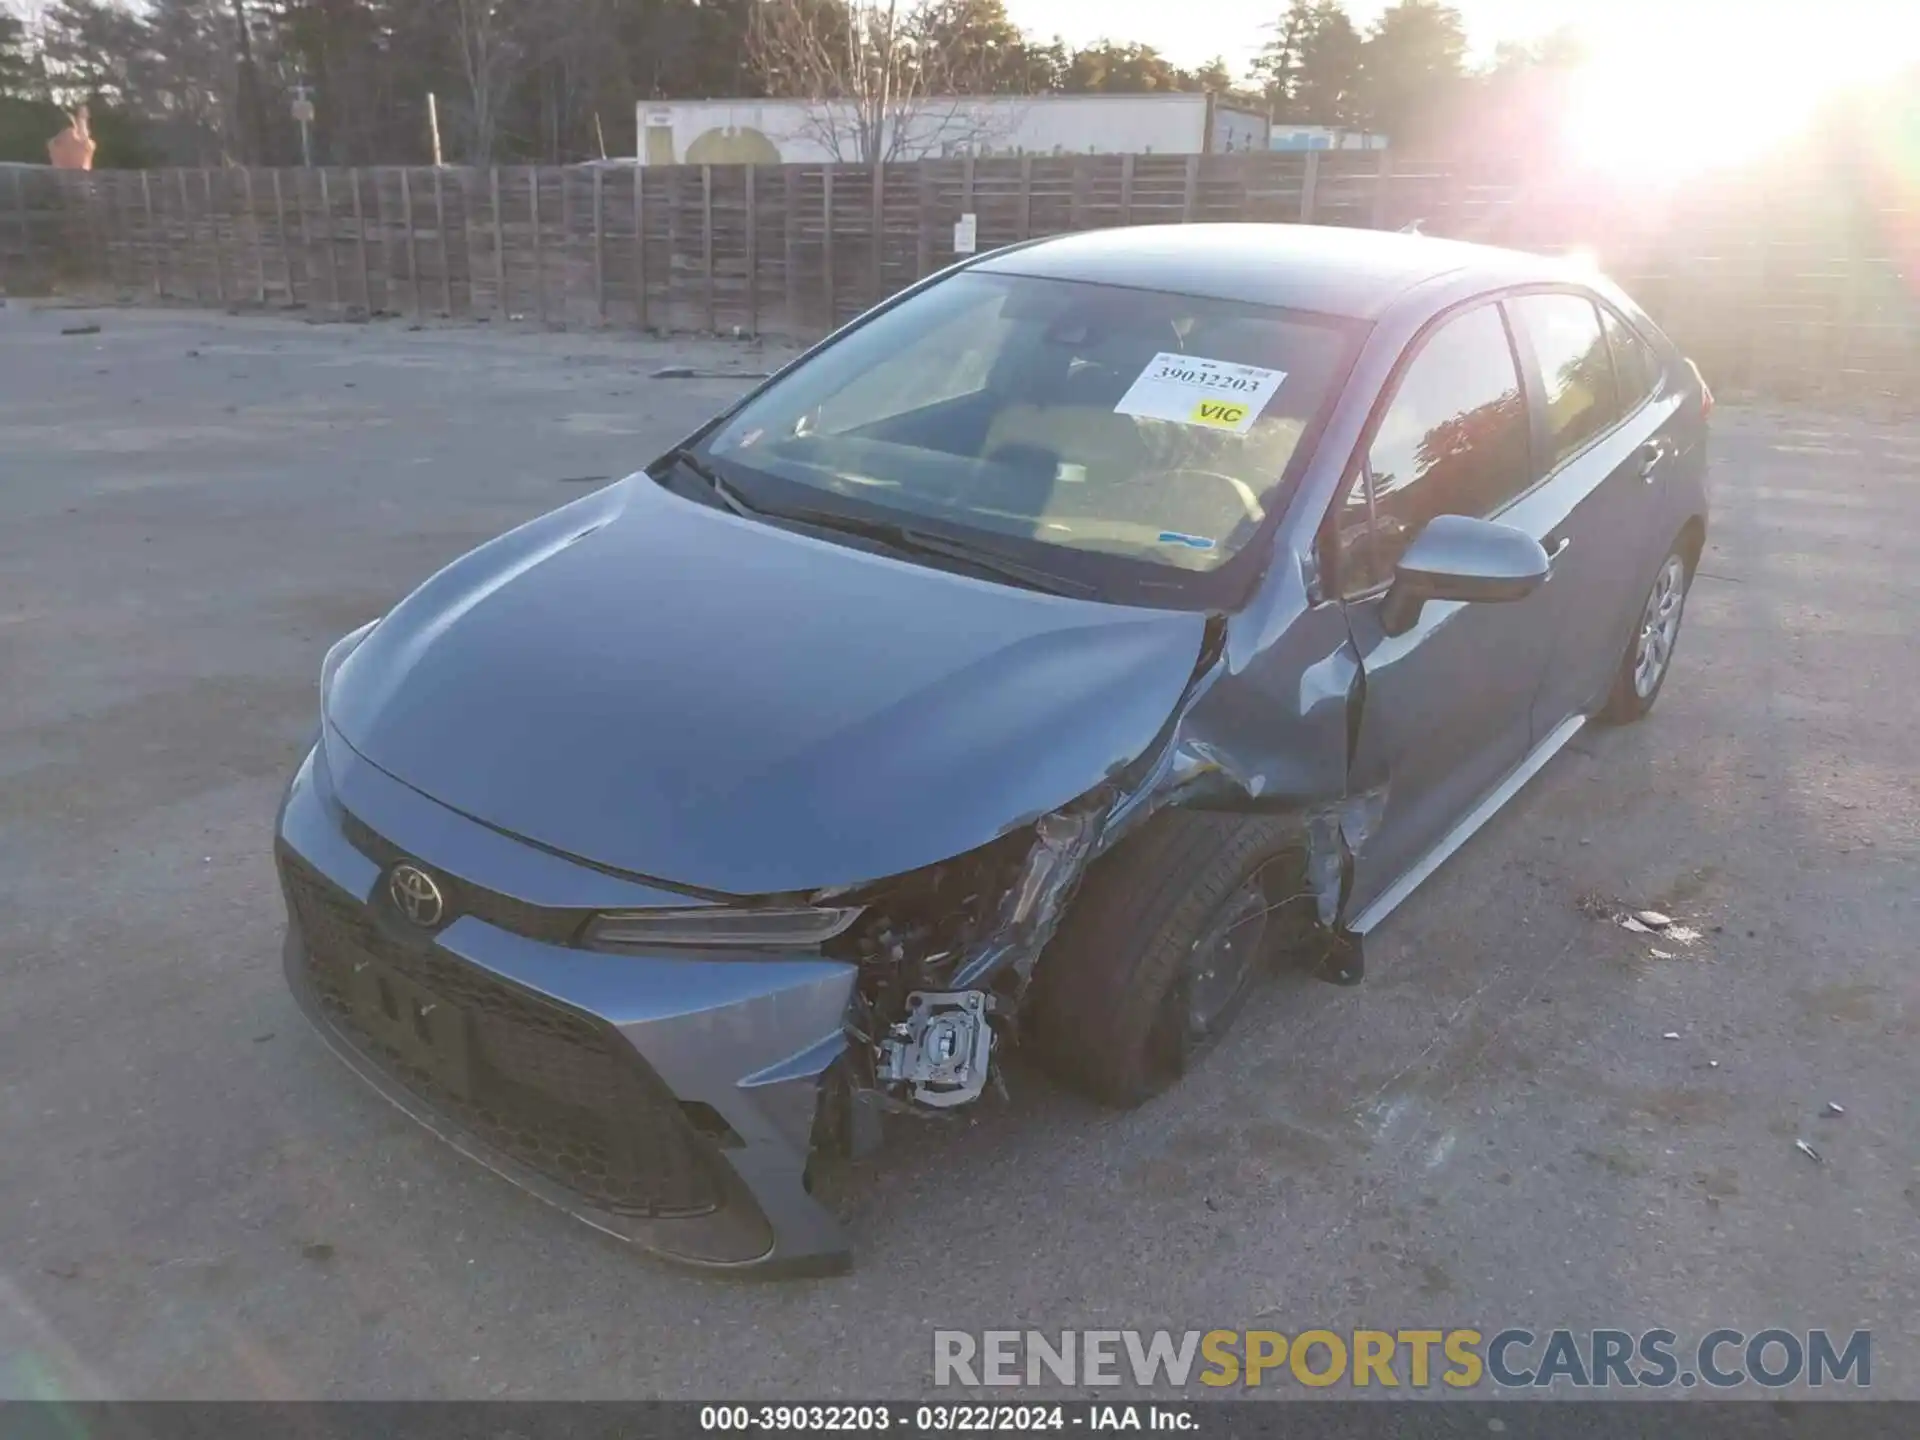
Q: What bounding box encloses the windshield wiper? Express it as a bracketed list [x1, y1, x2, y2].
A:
[767, 505, 1096, 598]
[661, 452, 1092, 598]
[661, 447, 757, 518]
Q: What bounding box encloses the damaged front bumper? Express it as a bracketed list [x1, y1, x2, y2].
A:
[277, 736, 860, 1275]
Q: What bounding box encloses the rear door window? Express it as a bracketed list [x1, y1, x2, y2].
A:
[1337, 302, 1531, 594]
[1602, 307, 1661, 412]
[1508, 293, 1618, 471]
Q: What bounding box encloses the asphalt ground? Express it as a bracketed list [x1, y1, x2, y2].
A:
[1, 304, 1914, 1400]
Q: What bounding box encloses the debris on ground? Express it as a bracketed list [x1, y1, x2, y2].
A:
[1663, 1031, 1681, 1040]
[651, 364, 772, 380]
[1578, 893, 1710, 954]
[1794, 1139, 1823, 1163]
[61, 322, 102, 336]
[1823, 1101, 1846, 1118]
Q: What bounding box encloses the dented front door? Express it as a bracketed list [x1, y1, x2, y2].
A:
[1328, 300, 1560, 923]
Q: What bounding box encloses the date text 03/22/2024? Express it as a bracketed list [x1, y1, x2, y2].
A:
[698, 1406, 1187, 1432]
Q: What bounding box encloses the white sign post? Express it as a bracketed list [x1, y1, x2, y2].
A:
[290, 86, 315, 167]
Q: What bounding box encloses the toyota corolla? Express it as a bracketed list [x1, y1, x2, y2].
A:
[276, 224, 1711, 1274]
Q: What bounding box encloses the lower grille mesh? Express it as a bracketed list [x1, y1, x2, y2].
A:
[281, 849, 721, 1218]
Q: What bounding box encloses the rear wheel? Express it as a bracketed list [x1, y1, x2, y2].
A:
[1028, 812, 1304, 1108]
[1601, 545, 1691, 723]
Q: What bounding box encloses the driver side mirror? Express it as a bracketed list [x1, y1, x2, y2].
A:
[1381, 514, 1551, 635]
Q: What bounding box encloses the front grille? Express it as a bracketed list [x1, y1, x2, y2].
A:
[280, 849, 721, 1219]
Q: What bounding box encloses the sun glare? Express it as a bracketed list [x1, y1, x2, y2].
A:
[1560, 13, 1916, 179]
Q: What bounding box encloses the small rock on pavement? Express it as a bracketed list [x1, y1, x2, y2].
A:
[1663, 1031, 1681, 1040]
[1636, 909, 1674, 928]
[1823, 1101, 1845, 1118]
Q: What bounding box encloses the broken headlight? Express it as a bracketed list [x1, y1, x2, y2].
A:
[583, 905, 865, 951]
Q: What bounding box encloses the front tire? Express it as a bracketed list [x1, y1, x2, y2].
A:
[1028, 812, 1304, 1108]
[1601, 545, 1691, 723]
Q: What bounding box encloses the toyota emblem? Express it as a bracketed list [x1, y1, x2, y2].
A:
[387, 862, 446, 928]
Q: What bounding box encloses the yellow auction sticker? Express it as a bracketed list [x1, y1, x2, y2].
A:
[1190, 399, 1250, 428]
[1114, 353, 1288, 436]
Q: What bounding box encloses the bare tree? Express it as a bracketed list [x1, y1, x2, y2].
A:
[453, 0, 518, 165]
[747, 0, 1026, 162]
[229, 0, 270, 162]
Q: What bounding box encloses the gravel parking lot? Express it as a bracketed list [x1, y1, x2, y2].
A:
[2, 303, 1915, 1400]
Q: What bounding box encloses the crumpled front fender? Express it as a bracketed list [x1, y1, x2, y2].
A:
[949, 552, 1383, 997]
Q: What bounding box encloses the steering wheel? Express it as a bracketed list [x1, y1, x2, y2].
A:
[1118, 468, 1266, 523]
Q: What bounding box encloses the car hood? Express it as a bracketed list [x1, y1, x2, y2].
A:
[325, 477, 1207, 894]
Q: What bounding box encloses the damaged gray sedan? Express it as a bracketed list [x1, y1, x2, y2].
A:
[276, 224, 1711, 1274]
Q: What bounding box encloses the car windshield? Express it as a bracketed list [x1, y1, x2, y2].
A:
[700, 270, 1354, 585]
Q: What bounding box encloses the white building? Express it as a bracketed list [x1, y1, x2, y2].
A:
[635, 93, 1271, 166]
[1269, 124, 1389, 152]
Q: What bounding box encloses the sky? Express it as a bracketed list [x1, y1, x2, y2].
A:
[1003, 0, 1920, 80]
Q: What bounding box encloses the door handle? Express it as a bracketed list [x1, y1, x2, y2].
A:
[1637, 440, 1667, 481]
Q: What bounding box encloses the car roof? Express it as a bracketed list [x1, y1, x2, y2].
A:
[974, 223, 1585, 322]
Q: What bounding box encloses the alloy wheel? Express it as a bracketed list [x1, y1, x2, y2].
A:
[1633, 555, 1688, 699]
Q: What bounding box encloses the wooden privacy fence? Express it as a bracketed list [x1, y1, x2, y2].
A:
[9, 151, 1918, 399]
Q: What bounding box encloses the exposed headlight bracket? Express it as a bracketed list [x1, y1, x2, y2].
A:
[876, 990, 994, 1108]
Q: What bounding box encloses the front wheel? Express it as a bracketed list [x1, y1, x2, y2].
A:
[1601, 546, 1691, 723]
[1027, 812, 1304, 1108]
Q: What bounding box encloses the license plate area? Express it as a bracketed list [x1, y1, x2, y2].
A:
[349, 957, 471, 1098]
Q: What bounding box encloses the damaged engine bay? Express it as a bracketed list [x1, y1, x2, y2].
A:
[834, 814, 1089, 1117]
